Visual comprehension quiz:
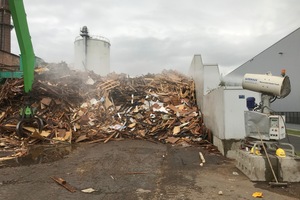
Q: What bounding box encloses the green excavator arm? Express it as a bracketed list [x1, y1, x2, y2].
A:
[8, 0, 44, 137]
[8, 0, 35, 93]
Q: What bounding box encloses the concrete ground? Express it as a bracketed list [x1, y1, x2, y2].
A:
[0, 140, 299, 200]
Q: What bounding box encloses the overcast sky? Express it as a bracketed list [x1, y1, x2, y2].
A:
[10, 0, 300, 76]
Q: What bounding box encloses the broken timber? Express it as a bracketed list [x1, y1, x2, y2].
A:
[50, 176, 76, 193]
[0, 64, 214, 157]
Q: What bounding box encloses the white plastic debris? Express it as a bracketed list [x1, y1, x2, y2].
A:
[232, 171, 239, 176]
[199, 152, 206, 166]
[81, 188, 96, 193]
[90, 98, 98, 105]
[100, 96, 105, 103]
[131, 94, 134, 104]
[109, 124, 126, 131]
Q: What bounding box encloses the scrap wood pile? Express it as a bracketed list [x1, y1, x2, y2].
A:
[0, 63, 216, 153]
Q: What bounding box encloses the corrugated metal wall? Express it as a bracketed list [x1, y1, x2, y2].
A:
[225, 28, 300, 116]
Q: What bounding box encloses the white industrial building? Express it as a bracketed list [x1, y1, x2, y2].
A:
[74, 26, 110, 76]
[225, 28, 300, 124]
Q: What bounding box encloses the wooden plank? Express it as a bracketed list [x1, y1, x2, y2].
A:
[97, 80, 120, 91]
[173, 126, 180, 135]
[165, 137, 180, 144]
[50, 176, 76, 193]
[104, 132, 117, 143]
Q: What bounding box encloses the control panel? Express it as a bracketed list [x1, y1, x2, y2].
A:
[269, 116, 286, 140]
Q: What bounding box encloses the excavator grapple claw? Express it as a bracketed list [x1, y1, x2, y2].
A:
[16, 117, 44, 138]
[16, 104, 44, 138]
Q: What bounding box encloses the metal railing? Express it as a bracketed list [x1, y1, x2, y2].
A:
[275, 112, 300, 124]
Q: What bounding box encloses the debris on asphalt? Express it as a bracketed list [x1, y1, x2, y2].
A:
[136, 188, 152, 194]
[252, 192, 263, 198]
[0, 63, 217, 159]
[232, 171, 239, 176]
[81, 188, 96, 193]
[199, 151, 206, 166]
[51, 176, 76, 193]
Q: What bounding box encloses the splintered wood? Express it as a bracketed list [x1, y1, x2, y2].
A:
[0, 63, 212, 151]
[51, 176, 76, 193]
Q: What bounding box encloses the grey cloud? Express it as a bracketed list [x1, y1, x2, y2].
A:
[10, 0, 300, 76]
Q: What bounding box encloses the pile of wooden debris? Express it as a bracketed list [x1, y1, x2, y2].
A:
[0, 63, 215, 158]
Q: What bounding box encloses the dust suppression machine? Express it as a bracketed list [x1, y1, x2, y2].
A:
[241, 71, 293, 186]
[242, 71, 291, 141]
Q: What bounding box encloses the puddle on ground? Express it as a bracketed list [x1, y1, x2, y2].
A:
[0, 144, 76, 168]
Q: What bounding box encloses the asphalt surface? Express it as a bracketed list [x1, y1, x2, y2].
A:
[0, 140, 299, 200]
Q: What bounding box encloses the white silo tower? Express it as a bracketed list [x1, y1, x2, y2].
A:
[74, 26, 110, 76]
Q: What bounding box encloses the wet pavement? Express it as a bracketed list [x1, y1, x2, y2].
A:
[0, 144, 75, 168]
[0, 140, 299, 200]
